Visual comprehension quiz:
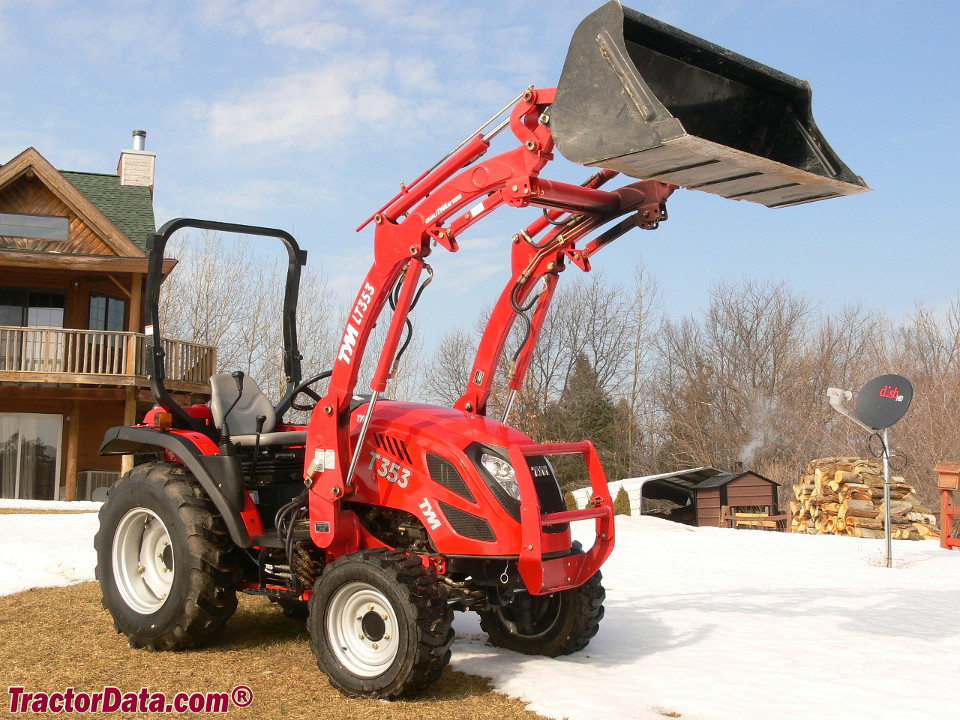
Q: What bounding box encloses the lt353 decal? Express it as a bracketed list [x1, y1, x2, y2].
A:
[368, 450, 411, 488]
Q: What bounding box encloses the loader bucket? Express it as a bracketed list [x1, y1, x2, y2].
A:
[550, 1, 869, 207]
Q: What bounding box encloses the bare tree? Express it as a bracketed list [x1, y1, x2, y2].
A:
[160, 230, 338, 407]
[884, 299, 960, 507]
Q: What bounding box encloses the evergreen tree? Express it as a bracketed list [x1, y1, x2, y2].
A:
[614, 485, 632, 516]
[543, 353, 632, 490]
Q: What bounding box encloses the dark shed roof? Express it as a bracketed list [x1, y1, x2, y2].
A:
[641, 467, 779, 505]
[697, 471, 779, 489]
[640, 467, 722, 504]
[60, 171, 155, 251]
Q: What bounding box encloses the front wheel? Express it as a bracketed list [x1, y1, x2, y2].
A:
[308, 549, 453, 698]
[94, 461, 239, 650]
[479, 571, 605, 656]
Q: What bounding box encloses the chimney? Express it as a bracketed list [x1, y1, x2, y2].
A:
[118, 130, 156, 191]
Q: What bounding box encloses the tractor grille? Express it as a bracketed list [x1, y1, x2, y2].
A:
[439, 501, 496, 542]
[426, 453, 476, 502]
[526, 454, 568, 533]
[373, 433, 412, 464]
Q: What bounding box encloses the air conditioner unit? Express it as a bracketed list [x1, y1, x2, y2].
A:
[78, 470, 119, 501]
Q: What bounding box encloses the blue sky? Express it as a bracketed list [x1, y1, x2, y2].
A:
[2, 0, 958, 348]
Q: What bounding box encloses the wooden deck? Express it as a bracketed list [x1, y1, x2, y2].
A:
[0, 326, 215, 392]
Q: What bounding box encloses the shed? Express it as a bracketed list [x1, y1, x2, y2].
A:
[572, 467, 780, 527]
[691, 471, 780, 527]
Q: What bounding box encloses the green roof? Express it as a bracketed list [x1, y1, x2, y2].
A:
[60, 171, 155, 251]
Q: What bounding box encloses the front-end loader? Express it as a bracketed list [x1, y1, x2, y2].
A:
[94, 2, 867, 698]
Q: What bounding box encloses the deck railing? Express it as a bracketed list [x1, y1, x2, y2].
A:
[0, 326, 216, 387]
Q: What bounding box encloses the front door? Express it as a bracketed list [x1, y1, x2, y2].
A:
[0, 413, 62, 500]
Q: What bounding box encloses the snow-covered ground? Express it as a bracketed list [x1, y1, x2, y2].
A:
[0, 500, 102, 596]
[1, 502, 958, 720]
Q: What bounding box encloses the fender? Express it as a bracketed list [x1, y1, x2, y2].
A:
[99, 426, 252, 548]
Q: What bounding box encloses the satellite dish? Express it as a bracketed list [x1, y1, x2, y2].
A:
[855, 374, 913, 430]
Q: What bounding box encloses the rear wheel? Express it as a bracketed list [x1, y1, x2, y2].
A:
[479, 571, 605, 656]
[308, 549, 453, 698]
[95, 461, 239, 650]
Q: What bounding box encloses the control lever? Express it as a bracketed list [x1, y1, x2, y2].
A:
[219, 370, 246, 454]
[251, 414, 267, 479]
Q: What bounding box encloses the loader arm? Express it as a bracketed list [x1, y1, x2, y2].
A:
[304, 88, 674, 550]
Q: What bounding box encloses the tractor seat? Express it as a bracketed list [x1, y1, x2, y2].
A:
[209, 373, 307, 447]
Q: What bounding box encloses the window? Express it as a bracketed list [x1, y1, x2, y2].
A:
[89, 294, 127, 332]
[0, 413, 62, 500]
[0, 288, 65, 328]
[0, 289, 66, 371]
[0, 212, 69, 241]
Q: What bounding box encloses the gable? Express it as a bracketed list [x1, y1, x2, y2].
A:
[0, 174, 117, 255]
[0, 148, 148, 258]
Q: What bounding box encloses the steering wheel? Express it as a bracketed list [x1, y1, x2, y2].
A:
[288, 370, 332, 412]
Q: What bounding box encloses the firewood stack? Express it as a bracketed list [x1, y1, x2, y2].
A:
[790, 457, 940, 540]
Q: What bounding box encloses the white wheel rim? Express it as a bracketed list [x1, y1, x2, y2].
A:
[111, 508, 175, 614]
[325, 581, 400, 678]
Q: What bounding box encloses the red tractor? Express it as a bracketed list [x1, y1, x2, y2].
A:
[94, 1, 866, 698]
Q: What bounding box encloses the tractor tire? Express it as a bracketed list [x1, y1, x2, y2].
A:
[479, 571, 605, 656]
[94, 461, 239, 651]
[308, 548, 454, 698]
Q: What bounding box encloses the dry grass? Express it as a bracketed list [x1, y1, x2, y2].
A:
[0, 582, 549, 720]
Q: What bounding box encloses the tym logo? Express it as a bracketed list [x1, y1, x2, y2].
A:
[337, 324, 360, 363]
[419, 498, 442, 530]
[425, 192, 463, 225]
[338, 282, 375, 365]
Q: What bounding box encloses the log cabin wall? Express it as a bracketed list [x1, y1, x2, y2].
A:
[0, 268, 140, 332]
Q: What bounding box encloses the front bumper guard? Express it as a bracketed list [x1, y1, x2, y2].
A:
[509, 441, 615, 595]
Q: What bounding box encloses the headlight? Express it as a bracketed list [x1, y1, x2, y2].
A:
[480, 452, 520, 500]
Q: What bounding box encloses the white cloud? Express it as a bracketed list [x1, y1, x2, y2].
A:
[196, 0, 350, 51]
[198, 49, 457, 154]
[203, 59, 404, 149]
[261, 20, 349, 51]
[49, 3, 185, 68]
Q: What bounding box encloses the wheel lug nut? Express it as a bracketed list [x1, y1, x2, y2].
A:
[372, 642, 379, 649]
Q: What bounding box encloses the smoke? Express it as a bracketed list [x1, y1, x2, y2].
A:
[737, 394, 781, 469]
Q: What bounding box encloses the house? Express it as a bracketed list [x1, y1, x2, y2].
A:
[571, 466, 781, 527]
[0, 133, 215, 501]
